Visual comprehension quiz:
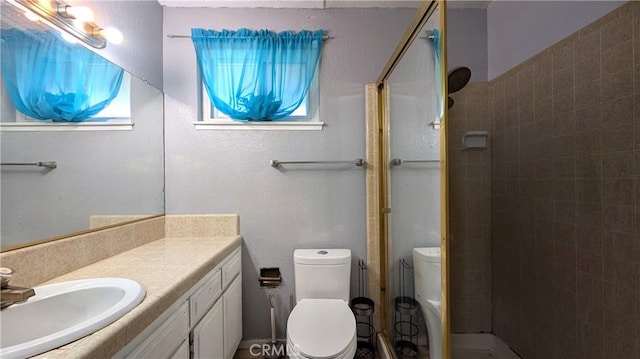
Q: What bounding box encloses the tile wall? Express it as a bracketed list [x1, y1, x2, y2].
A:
[489, 3, 640, 358]
[449, 83, 493, 333]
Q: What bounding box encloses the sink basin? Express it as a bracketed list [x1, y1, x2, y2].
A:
[0, 277, 145, 358]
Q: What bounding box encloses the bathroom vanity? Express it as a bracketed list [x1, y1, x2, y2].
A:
[120, 245, 242, 359]
[3, 216, 246, 359]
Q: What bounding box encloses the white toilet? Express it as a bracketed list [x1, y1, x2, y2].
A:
[413, 247, 442, 359]
[286, 249, 357, 359]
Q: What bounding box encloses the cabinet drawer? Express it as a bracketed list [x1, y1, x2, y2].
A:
[190, 269, 222, 326]
[127, 302, 189, 359]
[221, 250, 241, 289]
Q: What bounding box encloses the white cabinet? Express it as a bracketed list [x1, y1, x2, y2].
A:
[121, 247, 242, 359]
[192, 298, 224, 359]
[223, 274, 242, 359]
[126, 302, 189, 359]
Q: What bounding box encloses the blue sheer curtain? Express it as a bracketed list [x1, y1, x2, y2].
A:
[191, 28, 324, 121]
[431, 29, 443, 121]
[0, 29, 124, 122]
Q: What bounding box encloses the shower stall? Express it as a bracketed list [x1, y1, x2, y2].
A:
[366, 1, 448, 358]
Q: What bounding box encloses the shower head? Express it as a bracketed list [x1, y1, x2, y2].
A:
[447, 66, 471, 94]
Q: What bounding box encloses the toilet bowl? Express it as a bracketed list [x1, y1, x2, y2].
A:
[286, 249, 357, 359]
[286, 299, 357, 358]
[413, 247, 442, 359]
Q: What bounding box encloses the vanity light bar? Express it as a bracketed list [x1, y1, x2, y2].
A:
[6, 0, 107, 49]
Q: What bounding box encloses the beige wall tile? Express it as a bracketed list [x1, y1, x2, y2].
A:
[0, 216, 166, 287]
[489, 3, 638, 357]
[165, 214, 240, 237]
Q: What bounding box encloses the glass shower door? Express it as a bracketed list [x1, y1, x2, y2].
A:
[385, 10, 442, 358]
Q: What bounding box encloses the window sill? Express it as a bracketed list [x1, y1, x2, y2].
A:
[0, 121, 134, 132]
[193, 120, 325, 131]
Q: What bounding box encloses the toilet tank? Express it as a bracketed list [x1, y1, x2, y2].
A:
[294, 249, 351, 302]
[413, 247, 441, 303]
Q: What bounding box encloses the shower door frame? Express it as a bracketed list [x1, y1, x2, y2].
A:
[371, 0, 449, 357]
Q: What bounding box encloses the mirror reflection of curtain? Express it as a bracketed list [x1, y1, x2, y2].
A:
[0, 29, 124, 122]
[431, 29, 443, 121]
[191, 28, 323, 121]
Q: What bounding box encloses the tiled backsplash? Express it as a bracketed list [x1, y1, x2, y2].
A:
[164, 214, 240, 237]
[489, 3, 639, 358]
[0, 214, 240, 288]
[0, 216, 165, 287]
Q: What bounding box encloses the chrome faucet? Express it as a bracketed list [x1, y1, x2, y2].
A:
[0, 267, 35, 309]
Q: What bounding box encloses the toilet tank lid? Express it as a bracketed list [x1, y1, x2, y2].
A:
[294, 249, 351, 265]
[413, 247, 441, 263]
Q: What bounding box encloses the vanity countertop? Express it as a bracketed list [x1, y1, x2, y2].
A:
[32, 235, 242, 359]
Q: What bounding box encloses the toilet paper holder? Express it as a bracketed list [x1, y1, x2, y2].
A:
[259, 267, 282, 287]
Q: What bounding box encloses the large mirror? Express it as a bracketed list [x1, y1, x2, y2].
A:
[0, 2, 165, 250]
[376, 1, 447, 358]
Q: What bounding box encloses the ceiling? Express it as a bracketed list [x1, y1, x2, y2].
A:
[157, 0, 493, 9]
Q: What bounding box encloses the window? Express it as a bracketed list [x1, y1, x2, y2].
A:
[2, 73, 133, 131]
[191, 28, 325, 131]
[197, 69, 322, 131]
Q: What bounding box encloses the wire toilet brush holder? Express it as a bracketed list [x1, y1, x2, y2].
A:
[394, 258, 419, 358]
[350, 259, 375, 359]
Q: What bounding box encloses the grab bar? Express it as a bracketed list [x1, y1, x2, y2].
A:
[391, 158, 439, 166]
[1, 161, 57, 169]
[270, 159, 364, 168]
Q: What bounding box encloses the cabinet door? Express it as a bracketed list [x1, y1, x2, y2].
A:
[192, 298, 224, 359]
[223, 274, 242, 359]
[170, 340, 189, 359]
[126, 302, 189, 359]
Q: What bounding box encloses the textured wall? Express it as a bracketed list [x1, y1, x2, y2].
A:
[490, 3, 639, 358]
[162, 7, 416, 340]
[447, 8, 488, 82]
[448, 83, 492, 334]
[487, 0, 626, 80]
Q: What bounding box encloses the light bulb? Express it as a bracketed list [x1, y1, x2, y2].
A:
[101, 27, 123, 44]
[24, 11, 39, 21]
[66, 5, 93, 22]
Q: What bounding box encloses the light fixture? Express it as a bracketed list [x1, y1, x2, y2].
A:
[98, 27, 123, 44]
[57, 4, 94, 22]
[6, 0, 110, 49]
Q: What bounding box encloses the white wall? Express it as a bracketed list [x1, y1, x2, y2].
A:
[162, 6, 416, 339]
[487, 0, 626, 79]
[447, 7, 487, 82]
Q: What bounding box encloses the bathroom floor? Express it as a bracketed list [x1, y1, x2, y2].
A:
[233, 349, 261, 358]
[452, 348, 499, 359]
[234, 347, 382, 359]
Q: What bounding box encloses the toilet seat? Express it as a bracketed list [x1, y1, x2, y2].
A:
[286, 299, 357, 359]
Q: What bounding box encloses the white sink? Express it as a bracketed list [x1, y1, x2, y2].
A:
[0, 277, 145, 358]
